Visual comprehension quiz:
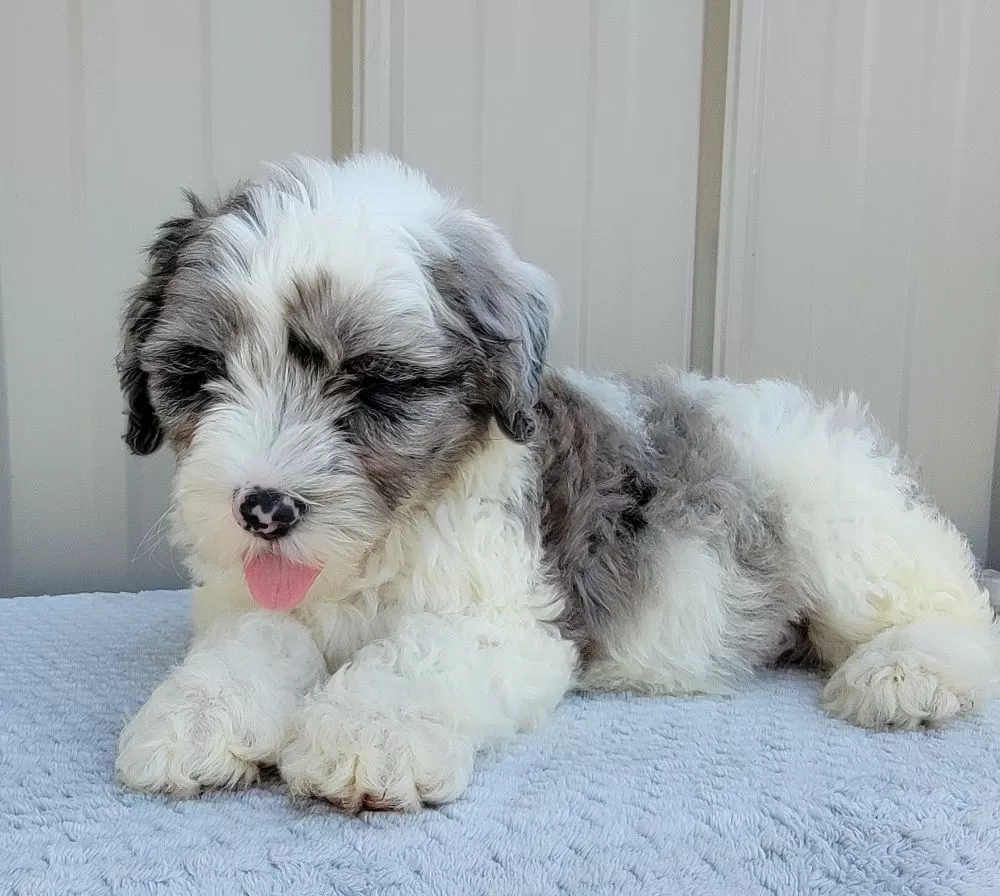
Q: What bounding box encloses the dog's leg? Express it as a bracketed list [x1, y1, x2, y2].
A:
[116, 607, 327, 795]
[702, 378, 1000, 729]
[820, 614, 998, 729]
[278, 610, 576, 811]
[806, 511, 1000, 729]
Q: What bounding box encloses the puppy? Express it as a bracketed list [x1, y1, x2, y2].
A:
[116, 154, 998, 810]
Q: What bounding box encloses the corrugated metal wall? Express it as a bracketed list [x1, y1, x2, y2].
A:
[2, 0, 999, 596]
[356, 0, 707, 371]
[0, 0, 707, 596]
[716, 0, 1000, 559]
[0, 0, 333, 596]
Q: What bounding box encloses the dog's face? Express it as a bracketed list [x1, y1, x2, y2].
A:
[118, 155, 554, 607]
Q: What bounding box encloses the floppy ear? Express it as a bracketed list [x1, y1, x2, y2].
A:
[426, 208, 556, 443]
[118, 194, 207, 455]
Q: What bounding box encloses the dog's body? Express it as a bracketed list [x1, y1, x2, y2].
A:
[116, 155, 998, 810]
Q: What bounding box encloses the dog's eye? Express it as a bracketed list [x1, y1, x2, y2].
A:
[287, 331, 327, 373]
[342, 353, 420, 383]
[342, 354, 460, 420]
[355, 371, 434, 415]
[155, 345, 226, 408]
[355, 377, 430, 420]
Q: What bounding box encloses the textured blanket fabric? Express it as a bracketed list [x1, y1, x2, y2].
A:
[1, 591, 998, 896]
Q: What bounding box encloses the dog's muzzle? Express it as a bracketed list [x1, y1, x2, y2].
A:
[235, 487, 306, 540]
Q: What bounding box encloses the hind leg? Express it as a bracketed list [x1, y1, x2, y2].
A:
[680, 373, 998, 727]
[819, 616, 996, 729]
[807, 511, 998, 729]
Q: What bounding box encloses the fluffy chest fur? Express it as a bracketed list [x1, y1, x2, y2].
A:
[193, 430, 564, 670]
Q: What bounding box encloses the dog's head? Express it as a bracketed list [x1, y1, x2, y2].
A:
[118, 155, 555, 607]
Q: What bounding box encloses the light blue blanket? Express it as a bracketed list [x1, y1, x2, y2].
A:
[1, 590, 997, 895]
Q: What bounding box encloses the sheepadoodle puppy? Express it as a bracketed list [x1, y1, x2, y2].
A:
[116, 154, 998, 810]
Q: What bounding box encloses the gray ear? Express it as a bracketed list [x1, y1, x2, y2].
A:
[426, 208, 555, 442]
[118, 193, 208, 455]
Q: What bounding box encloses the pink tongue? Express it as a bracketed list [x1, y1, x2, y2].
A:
[243, 555, 321, 611]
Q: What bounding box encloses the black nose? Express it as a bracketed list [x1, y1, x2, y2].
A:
[236, 488, 306, 540]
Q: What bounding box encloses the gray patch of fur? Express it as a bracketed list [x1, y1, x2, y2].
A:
[284, 274, 493, 509]
[532, 372, 799, 668]
[423, 208, 555, 443]
[118, 201, 215, 454]
[119, 184, 269, 455]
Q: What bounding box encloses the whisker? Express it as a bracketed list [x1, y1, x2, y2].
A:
[133, 508, 172, 563]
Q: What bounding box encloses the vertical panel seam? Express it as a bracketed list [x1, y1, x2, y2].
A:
[843, 0, 876, 405]
[472, 0, 486, 207]
[577, 0, 600, 370]
[509, 0, 529, 246]
[690, 0, 731, 375]
[200, 0, 214, 190]
[738, 0, 770, 377]
[0, 253, 11, 594]
[389, 0, 406, 155]
[351, 0, 363, 154]
[618, 0, 640, 364]
[714, 0, 771, 377]
[807, 0, 838, 388]
[66, 0, 91, 587]
[896, 0, 940, 448]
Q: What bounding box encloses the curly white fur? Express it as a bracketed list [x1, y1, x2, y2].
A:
[119, 436, 576, 808]
[681, 373, 999, 725]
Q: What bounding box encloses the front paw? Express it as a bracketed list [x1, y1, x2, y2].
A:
[279, 694, 474, 812]
[117, 680, 277, 796]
